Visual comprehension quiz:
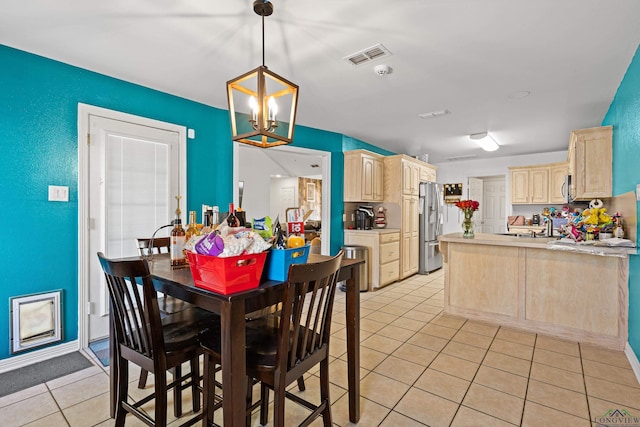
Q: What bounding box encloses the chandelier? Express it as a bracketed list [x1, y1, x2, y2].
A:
[227, 0, 299, 148]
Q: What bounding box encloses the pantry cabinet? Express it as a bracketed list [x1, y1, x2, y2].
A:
[344, 150, 384, 202]
[568, 126, 612, 200]
[344, 230, 400, 290]
[384, 154, 437, 279]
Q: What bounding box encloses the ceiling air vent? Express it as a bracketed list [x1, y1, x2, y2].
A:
[343, 43, 392, 66]
[444, 154, 478, 162]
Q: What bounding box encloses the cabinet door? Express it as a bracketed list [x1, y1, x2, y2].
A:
[361, 156, 375, 201]
[549, 163, 569, 204]
[372, 157, 384, 201]
[402, 161, 414, 195]
[510, 169, 530, 204]
[572, 127, 612, 199]
[529, 167, 549, 204]
[420, 165, 436, 182]
[401, 195, 419, 277]
[343, 152, 360, 202]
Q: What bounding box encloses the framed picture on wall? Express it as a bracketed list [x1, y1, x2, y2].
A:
[306, 182, 316, 201]
[444, 183, 463, 204]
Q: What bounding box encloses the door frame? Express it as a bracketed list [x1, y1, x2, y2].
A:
[233, 142, 332, 255]
[77, 103, 187, 349]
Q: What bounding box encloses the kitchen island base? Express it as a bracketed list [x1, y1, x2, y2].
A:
[440, 233, 631, 350]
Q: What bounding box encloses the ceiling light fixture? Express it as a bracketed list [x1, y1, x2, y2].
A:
[226, 0, 299, 148]
[469, 132, 500, 151]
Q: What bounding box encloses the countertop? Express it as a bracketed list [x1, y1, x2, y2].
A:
[344, 228, 400, 234]
[439, 232, 636, 256]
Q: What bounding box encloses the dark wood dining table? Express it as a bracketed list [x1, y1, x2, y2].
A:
[110, 252, 364, 426]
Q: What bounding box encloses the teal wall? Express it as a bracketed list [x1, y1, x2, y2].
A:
[0, 44, 383, 360]
[602, 44, 640, 361]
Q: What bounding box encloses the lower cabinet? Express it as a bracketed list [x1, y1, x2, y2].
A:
[344, 230, 400, 290]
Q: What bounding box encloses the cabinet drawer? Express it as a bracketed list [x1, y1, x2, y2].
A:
[380, 232, 400, 244]
[380, 242, 400, 263]
[380, 261, 399, 286]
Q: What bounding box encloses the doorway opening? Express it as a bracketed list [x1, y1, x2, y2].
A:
[468, 175, 506, 234]
[234, 144, 331, 255]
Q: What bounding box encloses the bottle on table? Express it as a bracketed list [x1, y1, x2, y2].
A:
[185, 210, 198, 241]
[170, 198, 187, 267]
[227, 203, 240, 227]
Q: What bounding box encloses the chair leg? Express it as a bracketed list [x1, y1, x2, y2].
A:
[191, 357, 201, 412]
[260, 382, 270, 426]
[155, 368, 168, 427]
[272, 379, 286, 427]
[319, 359, 332, 427]
[115, 357, 129, 427]
[174, 364, 183, 418]
[137, 369, 149, 389]
[297, 376, 306, 391]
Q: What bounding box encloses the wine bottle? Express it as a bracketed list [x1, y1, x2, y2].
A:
[185, 210, 198, 241]
[227, 203, 240, 227]
[170, 200, 186, 266]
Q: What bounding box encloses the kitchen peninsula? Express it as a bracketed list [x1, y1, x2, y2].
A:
[438, 233, 635, 350]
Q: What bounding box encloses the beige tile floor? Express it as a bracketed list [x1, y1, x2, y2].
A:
[2, 269, 640, 426]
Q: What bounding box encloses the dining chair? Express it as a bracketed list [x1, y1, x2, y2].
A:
[200, 250, 343, 427]
[97, 252, 219, 427]
[137, 237, 191, 315]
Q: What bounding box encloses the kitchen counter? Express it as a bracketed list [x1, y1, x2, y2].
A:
[438, 232, 631, 350]
[343, 228, 400, 234]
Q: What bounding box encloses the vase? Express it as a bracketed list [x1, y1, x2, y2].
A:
[461, 212, 475, 238]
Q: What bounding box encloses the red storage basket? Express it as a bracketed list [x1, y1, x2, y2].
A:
[187, 251, 267, 295]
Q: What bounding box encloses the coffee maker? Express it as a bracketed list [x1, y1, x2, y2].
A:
[355, 205, 374, 230]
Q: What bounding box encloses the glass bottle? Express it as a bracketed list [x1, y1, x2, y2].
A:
[170, 198, 186, 266]
[227, 203, 240, 227]
[185, 210, 198, 241]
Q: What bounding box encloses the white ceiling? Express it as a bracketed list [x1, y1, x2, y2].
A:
[3, 0, 640, 163]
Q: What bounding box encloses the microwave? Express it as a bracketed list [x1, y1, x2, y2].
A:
[563, 175, 573, 203]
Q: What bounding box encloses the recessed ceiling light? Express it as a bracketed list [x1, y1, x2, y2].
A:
[508, 90, 531, 99]
[418, 109, 451, 119]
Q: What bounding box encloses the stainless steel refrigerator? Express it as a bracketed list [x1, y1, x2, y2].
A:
[418, 181, 444, 274]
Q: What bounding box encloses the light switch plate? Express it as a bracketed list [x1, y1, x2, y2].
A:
[188, 128, 195, 139]
[637, 184, 640, 201]
[48, 185, 69, 202]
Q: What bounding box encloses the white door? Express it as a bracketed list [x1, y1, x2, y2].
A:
[468, 177, 484, 232]
[79, 105, 186, 345]
[482, 177, 507, 234]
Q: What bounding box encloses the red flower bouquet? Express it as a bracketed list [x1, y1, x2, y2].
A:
[455, 200, 479, 238]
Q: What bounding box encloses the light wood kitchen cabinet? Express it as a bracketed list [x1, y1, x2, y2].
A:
[549, 162, 569, 204]
[384, 154, 437, 279]
[419, 165, 437, 182]
[509, 162, 569, 205]
[343, 150, 384, 202]
[344, 230, 400, 290]
[509, 166, 549, 204]
[401, 195, 419, 277]
[568, 126, 612, 200]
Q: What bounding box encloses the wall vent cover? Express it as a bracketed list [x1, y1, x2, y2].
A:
[343, 43, 392, 66]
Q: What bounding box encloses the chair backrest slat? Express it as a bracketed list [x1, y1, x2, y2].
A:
[137, 237, 171, 257]
[97, 252, 164, 361]
[280, 251, 343, 370]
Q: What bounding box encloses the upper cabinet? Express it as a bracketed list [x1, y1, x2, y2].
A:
[344, 150, 384, 202]
[568, 126, 612, 200]
[549, 162, 569, 204]
[384, 154, 438, 203]
[509, 162, 568, 205]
